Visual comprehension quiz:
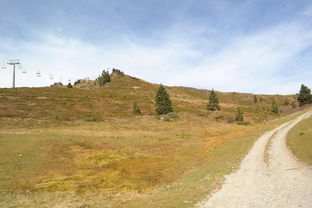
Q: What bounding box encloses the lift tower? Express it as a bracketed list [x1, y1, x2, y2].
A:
[7, 60, 20, 88]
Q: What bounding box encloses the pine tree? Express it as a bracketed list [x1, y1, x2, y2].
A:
[235, 108, 244, 122]
[74, 79, 83, 86]
[133, 102, 141, 115]
[112, 68, 124, 76]
[207, 89, 221, 111]
[298, 84, 312, 106]
[98, 70, 111, 86]
[67, 83, 73, 88]
[254, 95, 258, 103]
[155, 85, 173, 115]
[271, 99, 279, 114]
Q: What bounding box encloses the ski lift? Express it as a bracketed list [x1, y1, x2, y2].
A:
[49, 74, 54, 80]
[22, 69, 27, 74]
[18, 65, 23, 70]
[1, 63, 7, 69]
[36, 71, 41, 77]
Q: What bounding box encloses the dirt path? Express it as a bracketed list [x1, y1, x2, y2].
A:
[198, 111, 312, 208]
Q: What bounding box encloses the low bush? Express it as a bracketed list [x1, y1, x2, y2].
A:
[160, 112, 179, 121]
[215, 114, 225, 121]
[133, 102, 142, 115]
[226, 115, 235, 123]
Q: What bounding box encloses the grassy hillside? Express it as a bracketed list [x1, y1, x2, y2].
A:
[0, 72, 305, 207]
[0, 72, 297, 124]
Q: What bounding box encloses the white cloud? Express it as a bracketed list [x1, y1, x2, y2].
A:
[179, 21, 312, 93]
[0, 17, 312, 94]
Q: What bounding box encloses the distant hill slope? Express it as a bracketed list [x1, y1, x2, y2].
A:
[0, 72, 297, 123]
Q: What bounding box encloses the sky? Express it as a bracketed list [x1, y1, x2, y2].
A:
[0, 0, 311, 94]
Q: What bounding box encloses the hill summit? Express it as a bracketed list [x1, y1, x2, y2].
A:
[0, 70, 298, 123]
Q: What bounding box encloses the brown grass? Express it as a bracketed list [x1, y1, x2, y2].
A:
[1, 109, 310, 207]
[0, 74, 306, 207]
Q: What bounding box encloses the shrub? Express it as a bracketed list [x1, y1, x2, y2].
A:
[283, 98, 290, 106]
[215, 114, 225, 121]
[259, 97, 264, 102]
[271, 99, 279, 114]
[50, 82, 63, 87]
[207, 89, 220, 111]
[160, 112, 179, 121]
[226, 115, 235, 123]
[133, 102, 141, 115]
[235, 108, 244, 122]
[254, 95, 258, 103]
[74, 79, 83, 85]
[155, 85, 173, 115]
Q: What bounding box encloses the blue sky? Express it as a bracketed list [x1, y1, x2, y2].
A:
[0, 0, 311, 94]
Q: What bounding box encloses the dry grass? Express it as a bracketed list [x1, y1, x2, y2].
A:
[287, 112, 312, 165]
[0, 74, 305, 207]
[0, 74, 297, 124]
[0, 109, 310, 208]
[0, 114, 252, 193]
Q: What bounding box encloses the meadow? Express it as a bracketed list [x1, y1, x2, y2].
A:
[0, 73, 305, 207]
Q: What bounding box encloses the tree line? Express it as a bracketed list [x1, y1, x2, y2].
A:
[150, 83, 312, 123]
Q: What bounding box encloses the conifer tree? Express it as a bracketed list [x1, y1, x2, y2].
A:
[112, 68, 124, 76]
[207, 89, 220, 111]
[98, 70, 111, 86]
[67, 82, 73, 88]
[271, 99, 279, 114]
[298, 84, 312, 106]
[155, 85, 173, 115]
[235, 108, 244, 122]
[133, 102, 141, 115]
[254, 95, 258, 103]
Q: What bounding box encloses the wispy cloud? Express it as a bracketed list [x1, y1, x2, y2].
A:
[0, 0, 311, 94]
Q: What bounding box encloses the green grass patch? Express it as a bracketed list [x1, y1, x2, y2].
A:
[287, 114, 312, 165]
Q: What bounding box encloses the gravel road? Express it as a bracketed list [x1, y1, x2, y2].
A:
[198, 111, 312, 208]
